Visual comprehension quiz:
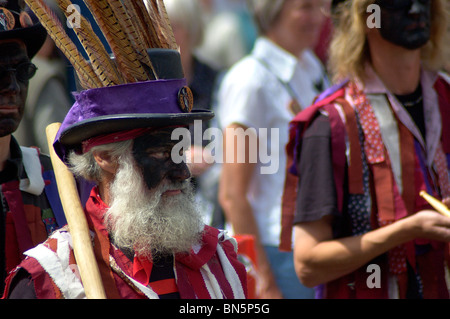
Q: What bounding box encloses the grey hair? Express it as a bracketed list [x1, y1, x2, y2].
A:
[247, 0, 285, 35]
[67, 139, 134, 183]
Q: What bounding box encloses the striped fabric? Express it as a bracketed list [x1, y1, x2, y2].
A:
[16, 223, 247, 299]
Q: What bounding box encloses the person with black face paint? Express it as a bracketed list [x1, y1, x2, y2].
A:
[3, 0, 247, 299]
[0, 1, 66, 295]
[279, 0, 450, 298]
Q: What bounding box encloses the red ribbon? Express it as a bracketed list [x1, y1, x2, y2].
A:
[82, 128, 155, 153]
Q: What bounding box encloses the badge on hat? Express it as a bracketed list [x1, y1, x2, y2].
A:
[0, 8, 14, 31]
[178, 86, 194, 113]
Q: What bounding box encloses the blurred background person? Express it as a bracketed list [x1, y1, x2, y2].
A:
[197, 0, 257, 70]
[217, 0, 329, 299]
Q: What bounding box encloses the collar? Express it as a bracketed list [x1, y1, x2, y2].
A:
[252, 37, 299, 83]
[357, 65, 442, 165]
[360, 64, 438, 96]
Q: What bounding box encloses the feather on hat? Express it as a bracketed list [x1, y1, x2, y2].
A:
[25, 0, 213, 162]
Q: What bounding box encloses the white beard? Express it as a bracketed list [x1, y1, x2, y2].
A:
[104, 155, 204, 258]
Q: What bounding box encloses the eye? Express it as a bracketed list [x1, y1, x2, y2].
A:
[148, 150, 171, 160]
[16, 62, 37, 82]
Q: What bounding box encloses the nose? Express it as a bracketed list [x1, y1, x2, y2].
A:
[0, 71, 21, 93]
[168, 161, 191, 182]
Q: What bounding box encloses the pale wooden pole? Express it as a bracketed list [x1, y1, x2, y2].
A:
[46, 123, 107, 299]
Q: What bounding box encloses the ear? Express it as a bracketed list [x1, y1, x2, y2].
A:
[92, 150, 118, 175]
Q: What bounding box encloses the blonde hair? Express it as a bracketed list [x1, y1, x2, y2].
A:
[328, 0, 449, 83]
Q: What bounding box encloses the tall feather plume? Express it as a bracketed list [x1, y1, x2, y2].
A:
[121, 0, 152, 49]
[144, 0, 177, 50]
[105, 0, 156, 79]
[56, 0, 122, 86]
[83, 0, 151, 83]
[132, 0, 162, 49]
[24, 0, 102, 89]
[26, 0, 179, 87]
[154, 0, 178, 50]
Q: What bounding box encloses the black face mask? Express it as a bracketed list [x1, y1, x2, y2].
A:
[132, 129, 190, 191]
[376, 0, 431, 50]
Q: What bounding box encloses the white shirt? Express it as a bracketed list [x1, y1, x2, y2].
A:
[217, 37, 329, 246]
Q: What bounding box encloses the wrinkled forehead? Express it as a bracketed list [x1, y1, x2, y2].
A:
[0, 39, 28, 62]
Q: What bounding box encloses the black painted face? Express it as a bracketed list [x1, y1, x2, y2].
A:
[0, 40, 31, 137]
[132, 128, 190, 191]
[376, 0, 431, 50]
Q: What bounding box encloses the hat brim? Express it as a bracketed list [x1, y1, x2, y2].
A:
[57, 110, 214, 150]
[0, 23, 47, 58]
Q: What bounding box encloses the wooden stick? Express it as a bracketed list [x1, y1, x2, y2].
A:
[419, 191, 450, 218]
[46, 123, 106, 299]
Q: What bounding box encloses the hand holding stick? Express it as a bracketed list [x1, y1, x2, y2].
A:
[46, 123, 106, 299]
[419, 191, 450, 219]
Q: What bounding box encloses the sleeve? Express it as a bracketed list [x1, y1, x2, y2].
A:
[217, 60, 270, 131]
[293, 113, 340, 224]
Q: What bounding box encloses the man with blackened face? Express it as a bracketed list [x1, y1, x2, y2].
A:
[0, 40, 35, 137]
[95, 128, 203, 258]
[4, 44, 247, 298]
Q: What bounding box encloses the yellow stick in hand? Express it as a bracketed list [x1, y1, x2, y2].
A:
[419, 191, 450, 218]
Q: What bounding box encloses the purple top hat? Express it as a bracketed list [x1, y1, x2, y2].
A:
[0, 0, 47, 58]
[53, 49, 214, 163]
